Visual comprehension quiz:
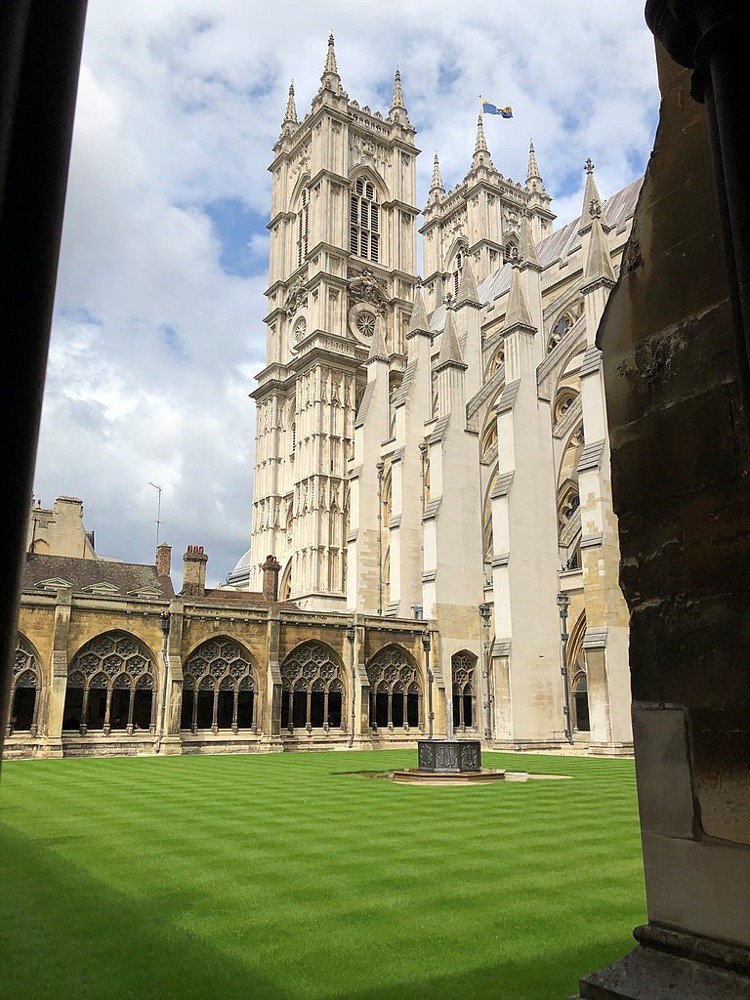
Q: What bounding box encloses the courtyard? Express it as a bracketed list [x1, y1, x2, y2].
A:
[0, 750, 645, 999]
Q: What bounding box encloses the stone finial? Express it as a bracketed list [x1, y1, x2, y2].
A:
[366, 315, 389, 363]
[527, 140, 541, 183]
[284, 81, 297, 124]
[579, 157, 611, 235]
[324, 31, 338, 75]
[428, 152, 445, 205]
[392, 68, 405, 109]
[472, 114, 493, 170]
[318, 31, 345, 97]
[262, 554, 281, 603]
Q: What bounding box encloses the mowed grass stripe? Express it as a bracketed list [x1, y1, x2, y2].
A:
[0, 750, 645, 1000]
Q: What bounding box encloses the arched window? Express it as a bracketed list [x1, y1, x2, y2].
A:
[297, 187, 309, 267]
[350, 178, 379, 262]
[451, 651, 477, 731]
[7, 636, 41, 737]
[452, 247, 464, 297]
[63, 632, 156, 736]
[280, 642, 345, 731]
[554, 387, 578, 425]
[181, 638, 258, 734]
[366, 645, 422, 731]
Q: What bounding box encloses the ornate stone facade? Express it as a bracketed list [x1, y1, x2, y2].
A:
[243, 36, 639, 754]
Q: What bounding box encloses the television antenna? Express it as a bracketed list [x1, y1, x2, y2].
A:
[148, 482, 162, 549]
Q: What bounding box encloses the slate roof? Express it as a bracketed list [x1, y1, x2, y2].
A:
[22, 553, 175, 599]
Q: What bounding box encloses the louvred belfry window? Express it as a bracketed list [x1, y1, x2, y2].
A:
[297, 188, 309, 267]
[349, 178, 379, 263]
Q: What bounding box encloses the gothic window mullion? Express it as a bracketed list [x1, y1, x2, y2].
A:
[29, 683, 40, 738]
[103, 686, 114, 736]
[323, 690, 329, 731]
[232, 688, 239, 735]
[211, 687, 219, 734]
[126, 686, 136, 735]
[387, 690, 393, 729]
[80, 685, 91, 736]
[305, 687, 312, 731]
[402, 691, 408, 731]
[191, 685, 199, 734]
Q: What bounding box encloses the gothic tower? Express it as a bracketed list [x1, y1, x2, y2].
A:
[420, 125, 555, 314]
[250, 36, 420, 609]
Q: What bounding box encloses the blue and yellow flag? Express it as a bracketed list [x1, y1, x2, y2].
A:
[481, 99, 513, 118]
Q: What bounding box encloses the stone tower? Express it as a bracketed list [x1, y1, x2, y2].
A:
[420, 124, 555, 314]
[249, 36, 420, 609]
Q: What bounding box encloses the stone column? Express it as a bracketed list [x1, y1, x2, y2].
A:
[577, 18, 750, 997]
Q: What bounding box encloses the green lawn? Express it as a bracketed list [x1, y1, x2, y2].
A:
[0, 750, 646, 1000]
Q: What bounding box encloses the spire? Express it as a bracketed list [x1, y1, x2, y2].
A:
[519, 212, 540, 269]
[428, 152, 445, 205]
[471, 114, 493, 170]
[504, 263, 535, 331]
[324, 31, 338, 75]
[579, 158, 610, 234]
[388, 67, 410, 126]
[455, 256, 481, 307]
[318, 31, 345, 97]
[407, 286, 431, 337]
[436, 309, 465, 369]
[392, 68, 405, 109]
[527, 141, 540, 182]
[280, 81, 298, 136]
[526, 140, 545, 193]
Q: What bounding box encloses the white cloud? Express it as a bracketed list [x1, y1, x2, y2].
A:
[36, 1, 660, 588]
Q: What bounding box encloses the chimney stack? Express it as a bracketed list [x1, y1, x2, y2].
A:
[182, 545, 208, 597]
[262, 554, 281, 602]
[156, 543, 172, 578]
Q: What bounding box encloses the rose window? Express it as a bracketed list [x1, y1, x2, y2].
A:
[356, 311, 376, 338]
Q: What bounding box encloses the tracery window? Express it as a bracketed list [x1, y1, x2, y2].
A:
[181, 638, 257, 734]
[280, 642, 345, 731]
[297, 187, 309, 267]
[349, 178, 379, 262]
[7, 636, 41, 737]
[548, 309, 577, 353]
[366, 645, 421, 730]
[63, 631, 156, 736]
[554, 388, 578, 424]
[451, 651, 477, 730]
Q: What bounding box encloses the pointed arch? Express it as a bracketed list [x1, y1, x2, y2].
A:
[64, 630, 158, 736]
[280, 641, 346, 731]
[366, 644, 422, 731]
[567, 609, 589, 732]
[7, 634, 43, 737]
[451, 650, 478, 731]
[182, 636, 259, 734]
[349, 171, 384, 263]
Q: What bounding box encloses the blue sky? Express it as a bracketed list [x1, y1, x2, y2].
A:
[35, 1, 660, 590]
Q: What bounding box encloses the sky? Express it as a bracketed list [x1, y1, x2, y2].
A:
[34, 1, 660, 590]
